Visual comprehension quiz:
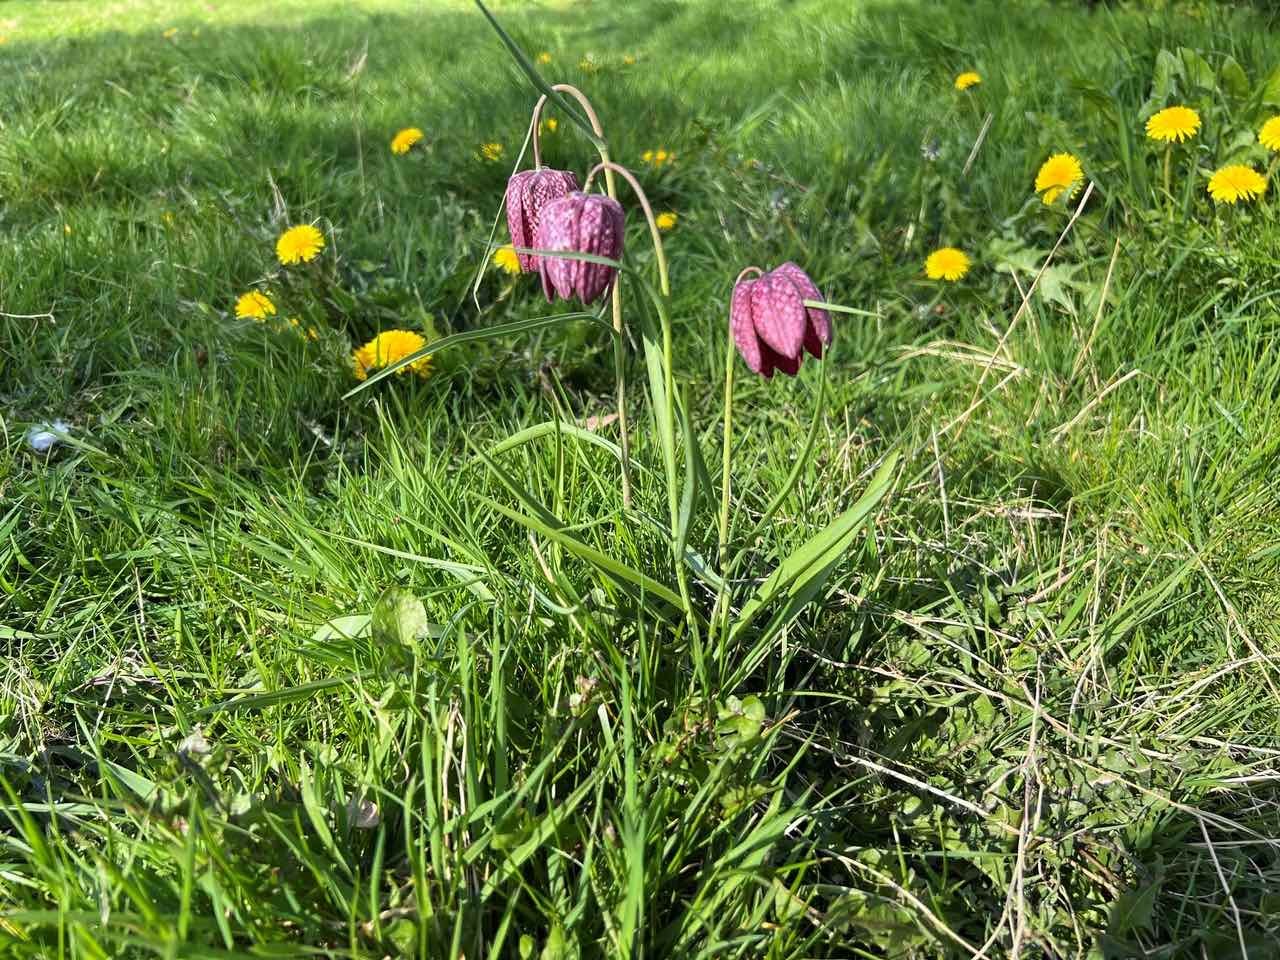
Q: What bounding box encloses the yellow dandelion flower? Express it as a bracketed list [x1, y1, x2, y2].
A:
[579, 56, 598, 73]
[352, 330, 432, 381]
[623, 53, 637, 66]
[276, 224, 325, 265]
[235, 290, 276, 320]
[536, 51, 552, 65]
[63, 224, 72, 235]
[954, 71, 981, 91]
[643, 149, 675, 168]
[480, 142, 504, 162]
[925, 247, 971, 282]
[655, 212, 677, 231]
[391, 127, 424, 155]
[1035, 152, 1084, 205]
[1207, 164, 1267, 204]
[1145, 106, 1200, 144]
[162, 27, 178, 39]
[493, 245, 521, 276]
[641, 150, 654, 164]
[1258, 116, 1280, 152]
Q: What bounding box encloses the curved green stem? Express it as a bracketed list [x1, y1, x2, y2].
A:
[1163, 144, 1172, 216]
[529, 85, 633, 508]
[584, 162, 670, 297]
[713, 267, 761, 640]
[599, 201, 700, 672]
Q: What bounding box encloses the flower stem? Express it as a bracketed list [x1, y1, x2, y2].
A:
[585, 161, 700, 660]
[584, 162, 670, 297]
[1163, 144, 1172, 216]
[530, 85, 633, 508]
[713, 267, 761, 638]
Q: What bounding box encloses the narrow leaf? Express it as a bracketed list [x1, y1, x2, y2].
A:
[343, 311, 600, 398]
[731, 452, 899, 640]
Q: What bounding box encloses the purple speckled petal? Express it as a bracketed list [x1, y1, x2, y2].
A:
[535, 195, 579, 301]
[507, 168, 579, 272]
[760, 341, 801, 378]
[730, 279, 764, 374]
[578, 195, 624, 304]
[527, 169, 579, 273]
[505, 171, 534, 270]
[749, 273, 806, 360]
[532, 192, 623, 305]
[772, 261, 831, 358]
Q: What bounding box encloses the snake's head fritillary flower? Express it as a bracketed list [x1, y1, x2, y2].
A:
[276, 224, 325, 265]
[1034, 153, 1084, 206]
[925, 247, 971, 282]
[1145, 106, 1200, 144]
[1207, 164, 1267, 204]
[505, 167, 580, 272]
[730, 263, 832, 379]
[391, 127, 424, 155]
[954, 71, 981, 91]
[534, 191, 625, 306]
[1258, 116, 1280, 152]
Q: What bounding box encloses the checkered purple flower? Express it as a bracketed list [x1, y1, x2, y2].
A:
[534, 191, 625, 305]
[730, 262, 832, 378]
[505, 168, 581, 272]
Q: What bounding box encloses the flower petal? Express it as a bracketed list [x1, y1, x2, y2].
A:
[535, 195, 579, 301]
[730, 279, 764, 374]
[772, 261, 831, 358]
[504, 171, 534, 270]
[759, 341, 801, 378]
[579, 195, 624, 304]
[749, 273, 806, 360]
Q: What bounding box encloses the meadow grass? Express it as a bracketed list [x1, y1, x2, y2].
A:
[5, 0, 1280, 956]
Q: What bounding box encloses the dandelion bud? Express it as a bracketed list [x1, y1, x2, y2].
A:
[534, 191, 625, 305]
[730, 262, 832, 378]
[505, 168, 580, 272]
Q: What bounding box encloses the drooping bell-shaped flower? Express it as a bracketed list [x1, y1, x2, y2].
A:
[729, 262, 832, 378]
[534, 191, 625, 305]
[505, 168, 581, 272]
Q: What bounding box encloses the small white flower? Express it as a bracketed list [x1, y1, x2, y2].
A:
[178, 726, 211, 757]
[26, 420, 71, 453]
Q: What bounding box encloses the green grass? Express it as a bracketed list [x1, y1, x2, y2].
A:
[5, 0, 1280, 956]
